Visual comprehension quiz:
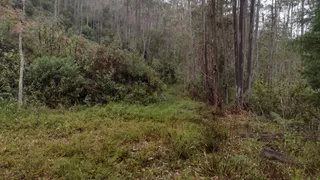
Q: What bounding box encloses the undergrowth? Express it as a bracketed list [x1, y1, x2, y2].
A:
[0, 95, 319, 179]
[0, 97, 225, 179]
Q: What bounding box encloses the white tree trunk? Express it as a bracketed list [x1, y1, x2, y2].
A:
[18, 0, 26, 107]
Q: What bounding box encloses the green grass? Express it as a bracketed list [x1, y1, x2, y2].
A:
[0, 98, 223, 179]
[199, 113, 320, 179]
[1, 97, 319, 179]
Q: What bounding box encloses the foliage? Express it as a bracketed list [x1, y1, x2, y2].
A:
[26, 56, 84, 107]
[250, 79, 280, 114]
[152, 58, 178, 84]
[83, 46, 165, 105]
[0, 98, 221, 179]
[250, 78, 319, 122]
[0, 21, 19, 99]
[299, 9, 320, 107]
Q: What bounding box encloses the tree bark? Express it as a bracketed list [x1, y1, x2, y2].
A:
[18, 0, 26, 107]
[269, 0, 277, 86]
[202, 0, 209, 103]
[220, 1, 229, 105]
[54, 0, 58, 21]
[290, 1, 294, 37]
[233, 0, 240, 109]
[254, 0, 260, 69]
[238, 0, 245, 108]
[246, 0, 256, 100]
[211, 0, 218, 107]
[188, 0, 196, 85]
[125, 0, 129, 46]
[301, 0, 305, 36]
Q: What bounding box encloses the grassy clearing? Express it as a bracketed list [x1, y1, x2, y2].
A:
[0, 98, 225, 179]
[1, 96, 319, 179]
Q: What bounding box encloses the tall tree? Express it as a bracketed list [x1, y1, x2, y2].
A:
[254, 0, 261, 68]
[54, 0, 58, 21]
[233, 0, 240, 109]
[269, 0, 277, 86]
[211, 0, 218, 107]
[202, 0, 209, 104]
[18, 0, 26, 107]
[246, 0, 256, 98]
[301, 0, 305, 35]
[238, 0, 246, 108]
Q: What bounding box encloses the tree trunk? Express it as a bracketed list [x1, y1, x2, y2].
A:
[233, 0, 240, 109]
[246, 0, 256, 100]
[80, 0, 83, 35]
[125, 0, 129, 46]
[74, 0, 77, 26]
[135, 0, 140, 45]
[211, 0, 218, 107]
[301, 0, 305, 36]
[18, 0, 26, 107]
[238, 0, 246, 108]
[220, 1, 229, 105]
[254, 0, 260, 70]
[269, 0, 277, 86]
[286, 0, 292, 32]
[202, 0, 209, 103]
[54, 0, 58, 21]
[290, 1, 294, 37]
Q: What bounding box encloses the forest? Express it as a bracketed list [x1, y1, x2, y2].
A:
[0, 0, 319, 179]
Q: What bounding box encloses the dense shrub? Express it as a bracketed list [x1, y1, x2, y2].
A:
[152, 58, 178, 84]
[26, 56, 84, 107]
[299, 9, 320, 107]
[0, 24, 19, 99]
[250, 79, 319, 122]
[250, 79, 280, 115]
[24, 46, 165, 107]
[83, 46, 165, 104]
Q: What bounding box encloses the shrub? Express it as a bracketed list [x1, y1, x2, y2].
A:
[83, 46, 165, 104]
[250, 79, 280, 115]
[151, 58, 178, 84]
[0, 27, 19, 98]
[81, 25, 94, 39]
[299, 9, 320, 107]
[26, 56, 84, 107]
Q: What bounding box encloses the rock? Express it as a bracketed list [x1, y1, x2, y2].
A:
[260, 147, 291, 163]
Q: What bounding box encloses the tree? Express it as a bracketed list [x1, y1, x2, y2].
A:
[233, 0, 240, 109]
[202, 0, 210, 103]
[269, 0, 277, 86]
[18, 0, 25, 107]
[254, 0, 261, 66]
[54, 0, 59, 21]
[301, 0, 305, 36]
[239, 0, 246, 107]
[246, 0, 256, 99]
[210, 0, 218, 107]
[300, 8, 320, 106]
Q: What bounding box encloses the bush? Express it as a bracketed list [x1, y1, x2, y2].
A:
[83, 46, 165, 104]
[250, 79, 280, 115]
[0, 27, 19, 98]
[26, 56, 84, 107]
[152, 58, 178, 84]
[23, 47, 165, 107]
[299, 9, 320, 107]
